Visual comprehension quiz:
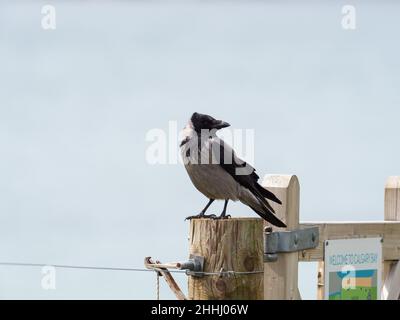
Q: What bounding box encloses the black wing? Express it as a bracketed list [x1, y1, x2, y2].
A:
[211, 137, 285, 227]
[212, 138, 282, 206]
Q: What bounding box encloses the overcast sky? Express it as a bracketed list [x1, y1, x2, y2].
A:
[0, 0, 399, 299]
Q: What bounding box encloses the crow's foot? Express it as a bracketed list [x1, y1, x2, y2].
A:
[185, 214, 217, 221]
[214, 214, 231, 220]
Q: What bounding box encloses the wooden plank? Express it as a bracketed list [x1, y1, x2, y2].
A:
[385, 176, 400, 221]
[382, 261, 400, 300]
[382, 176, 400, 300]
[188, 218, 264, 300]
[316, 261, 325, 300]
[298, 221, 400, 262]
[263, 175, 301, 300]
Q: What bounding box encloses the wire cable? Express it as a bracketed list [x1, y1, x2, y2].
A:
[0, 262, 263, 276]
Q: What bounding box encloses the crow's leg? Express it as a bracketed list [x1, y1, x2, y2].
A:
[185, 199, 216, 220]
[216, 199, 230, 219]
[199, 198, 215, 216]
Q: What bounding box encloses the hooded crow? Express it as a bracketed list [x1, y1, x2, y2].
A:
[180, 112, 286, 228]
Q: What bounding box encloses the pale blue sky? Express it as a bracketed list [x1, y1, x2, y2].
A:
[0, 0, 399, 299]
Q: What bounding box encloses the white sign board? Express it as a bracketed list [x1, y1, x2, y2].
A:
[324, 238, 382, 300]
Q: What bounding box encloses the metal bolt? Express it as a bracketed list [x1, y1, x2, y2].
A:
[311, 233, 316, 242]
[264, 253, 278, 263]
[294, 234, 298, 245]
[264, 226, 273, 233]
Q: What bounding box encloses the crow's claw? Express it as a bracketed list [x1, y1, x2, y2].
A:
[185, 214, 217, 221]
[215, 214, 231, 220]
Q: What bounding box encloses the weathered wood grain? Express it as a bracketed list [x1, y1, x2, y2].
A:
[188, 218, 264, 300]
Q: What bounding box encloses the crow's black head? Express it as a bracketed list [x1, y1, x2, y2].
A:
[190, 112, 230, 133]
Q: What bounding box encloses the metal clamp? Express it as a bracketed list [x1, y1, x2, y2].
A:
[184, 254, 205, 277]
[264, 227, 319, 262]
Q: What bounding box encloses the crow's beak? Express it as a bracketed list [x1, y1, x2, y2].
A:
[213, 120, 230, 130]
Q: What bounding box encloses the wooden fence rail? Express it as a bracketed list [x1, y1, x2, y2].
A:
[299, 221, 400, 262]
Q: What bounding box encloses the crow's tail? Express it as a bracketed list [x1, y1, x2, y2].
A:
[255, 183, 282, 204]
[248, 204, 286, 228]
[239, 189, 286, 228]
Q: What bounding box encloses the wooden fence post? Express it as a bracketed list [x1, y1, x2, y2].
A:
[188, 218, 264, 300]
[262, 175, 301, 300]
[317, 261, 325, 300]
[382, 176, 400, 300]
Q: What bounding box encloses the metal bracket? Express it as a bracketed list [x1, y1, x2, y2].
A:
[264, 227, 319, 262]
